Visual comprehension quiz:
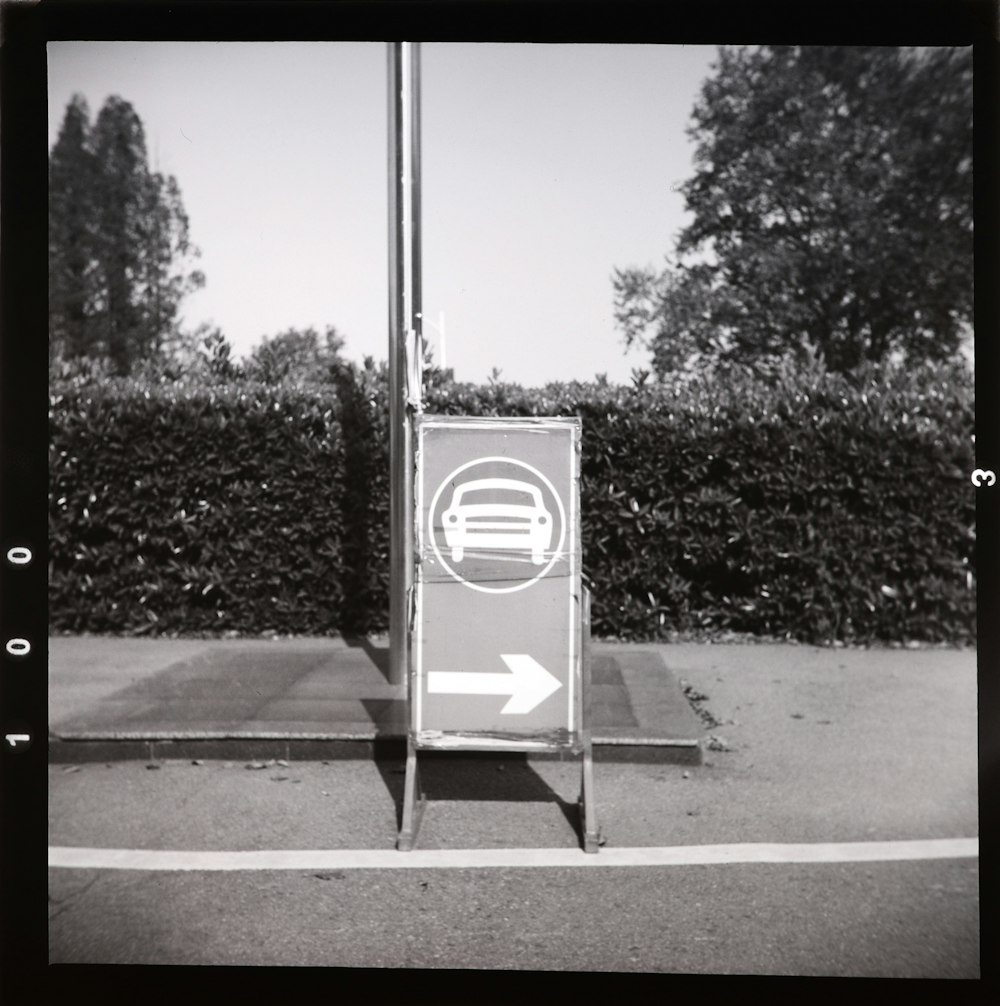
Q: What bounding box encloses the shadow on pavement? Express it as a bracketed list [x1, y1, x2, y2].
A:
[344, 635, 391, 683]
[374, 752, 583, 841]
[360, 699, 408, 735]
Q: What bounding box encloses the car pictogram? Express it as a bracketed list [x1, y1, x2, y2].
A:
[442, 477, 553, 565]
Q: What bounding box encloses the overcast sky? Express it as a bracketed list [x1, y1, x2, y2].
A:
[48, 41, 716, 385]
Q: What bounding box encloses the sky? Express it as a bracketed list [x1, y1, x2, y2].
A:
[47, 42, 717, 386]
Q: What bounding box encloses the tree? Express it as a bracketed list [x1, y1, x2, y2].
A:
[49, 94, 204, 374]
[49, 94, 99, 362]
[243, 325, 347, 384]
[613, 46, 973, 376]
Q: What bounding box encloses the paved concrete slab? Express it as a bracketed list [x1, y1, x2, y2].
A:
[47, 636, 705, 763]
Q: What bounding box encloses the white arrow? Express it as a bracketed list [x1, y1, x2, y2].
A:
[427, 654, 562, 715]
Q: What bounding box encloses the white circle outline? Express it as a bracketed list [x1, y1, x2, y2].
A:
[428, 455, 567, 594]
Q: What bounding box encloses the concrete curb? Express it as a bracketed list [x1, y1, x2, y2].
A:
[47, 735, 703, 765]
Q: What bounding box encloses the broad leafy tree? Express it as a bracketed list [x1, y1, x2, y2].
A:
[244, 326, 347, 384]
[614, 46, 973, 375]
[49, 94, 204, 374]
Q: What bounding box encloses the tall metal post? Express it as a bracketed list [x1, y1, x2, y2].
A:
[387, 43, 422, 687]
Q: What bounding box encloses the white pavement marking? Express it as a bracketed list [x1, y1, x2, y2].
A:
[49, 838, 978, 872]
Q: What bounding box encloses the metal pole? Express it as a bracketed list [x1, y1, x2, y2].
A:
[387, 42, 421, 687]
[409, 44, 423, 378]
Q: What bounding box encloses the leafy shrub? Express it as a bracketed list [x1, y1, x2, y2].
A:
[421, 358, 975, 644]
[49, 357, 975, 644]
[49, 378, 347, 635]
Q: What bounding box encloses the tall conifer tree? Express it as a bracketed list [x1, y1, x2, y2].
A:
[49, 94, 204, 374]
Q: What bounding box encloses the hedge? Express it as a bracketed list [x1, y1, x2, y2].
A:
[49, 358, 976, 644]
[49, 381, 347, 635]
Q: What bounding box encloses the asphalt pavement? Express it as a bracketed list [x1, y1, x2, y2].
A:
[45, 637, 979, 976]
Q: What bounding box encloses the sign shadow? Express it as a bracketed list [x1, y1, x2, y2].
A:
[374, 752, 584, 843]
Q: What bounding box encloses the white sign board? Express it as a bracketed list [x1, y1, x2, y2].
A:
[412, 416, 583, 750]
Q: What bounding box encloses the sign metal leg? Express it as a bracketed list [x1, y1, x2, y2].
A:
[579, 586, 600, 852]
[581, 739, 600, 853]
[397, 735, 424, 851]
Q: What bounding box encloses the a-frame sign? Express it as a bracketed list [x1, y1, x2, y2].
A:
[398, 415, 599, 852]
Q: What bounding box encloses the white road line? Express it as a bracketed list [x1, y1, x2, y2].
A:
[48, 838, 978, 872]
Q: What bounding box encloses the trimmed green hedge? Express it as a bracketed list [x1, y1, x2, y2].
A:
[49, 381, 347, 635]
[49, 359, 976, 643]
[424, 362, 976, 643]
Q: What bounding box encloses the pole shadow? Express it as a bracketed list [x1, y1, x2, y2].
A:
[343, 635, 391, 684]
